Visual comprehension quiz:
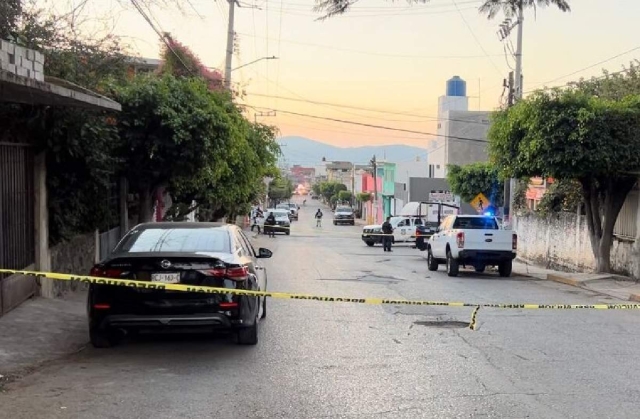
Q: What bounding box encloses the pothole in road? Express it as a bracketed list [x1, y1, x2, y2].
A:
[413, 320, 470, 328]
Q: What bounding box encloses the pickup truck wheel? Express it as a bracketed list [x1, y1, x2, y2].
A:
[446, 250, 459, 277]
[427, 250, 438, 271]
[365, 241, 375, 247]
[498, 260, 512, 277]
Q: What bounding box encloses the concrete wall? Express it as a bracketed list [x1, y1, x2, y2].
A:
[49, 232, 97, 297]
[514, 212, 639, 278]
[429, 110, 490, 178]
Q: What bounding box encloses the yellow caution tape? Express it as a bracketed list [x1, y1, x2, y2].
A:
[469, 306, 480, 330]
[2, 269, 639, 330]
[1, 268, 638, 310]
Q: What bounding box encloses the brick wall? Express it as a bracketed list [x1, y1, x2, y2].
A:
[0, 39, 45, 81]
[50, 232, 97, 297]
[514, 212, 640, 278]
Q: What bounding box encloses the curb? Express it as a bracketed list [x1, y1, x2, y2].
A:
[629, 293, 640, 302]
[547, 273, 582, 287]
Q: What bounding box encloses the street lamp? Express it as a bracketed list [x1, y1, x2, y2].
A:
[231, 56, 278, 73]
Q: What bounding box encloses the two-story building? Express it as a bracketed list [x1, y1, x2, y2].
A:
[326, 161, 354, 191]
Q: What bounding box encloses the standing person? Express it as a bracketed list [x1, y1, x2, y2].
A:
[251, 206, 262, 234]
[265, 212, 276, 238]
[381, 216, 394, 252]
[315, 209, 323, 227]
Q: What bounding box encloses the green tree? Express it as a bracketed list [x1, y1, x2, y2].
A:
[312, 183, 322, 196]
[338, 190, 353, 203]
[268, 177, 294, 202]
[446, 162, 504, 208]
[112, 75, 236, 222]
[489, 89, 640, 272]
[1, 7, 129, 244]
[537, 179, 583, 215]
[1, 0, 21, 39]
[319, 181, 346, 202]
[356, 192, 372, 202]
[478, 0, 570, 20]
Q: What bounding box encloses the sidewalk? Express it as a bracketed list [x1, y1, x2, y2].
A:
[0, 292, 87, 385]
[514, 259, 640, 302]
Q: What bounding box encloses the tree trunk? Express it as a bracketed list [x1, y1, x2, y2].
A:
[138, 187, 154, 223]
[580, 177, 636, 273]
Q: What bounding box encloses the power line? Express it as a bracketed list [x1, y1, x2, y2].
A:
[524, 47, 640, 93]
[245, 105, 489, 143]
[236, 32, 503, 59]
[129, 0, 197, 77]
[275, 4, 479, 18]
[246, 92, 491, 125]
[451, 0, 504, 78]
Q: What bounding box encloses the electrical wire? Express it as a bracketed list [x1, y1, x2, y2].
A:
[246, 92, 491, 125]
[524, 46, 640, 93]
[451, 0, 504, 77]
[129, 0, 197, 76]
[235, 32, 504, 59]
[245, 105, 489, 143]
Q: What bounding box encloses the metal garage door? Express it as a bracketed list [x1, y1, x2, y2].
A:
[0, 142, 36, 316]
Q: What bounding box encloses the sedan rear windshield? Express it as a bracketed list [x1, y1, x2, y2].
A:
[115, 227, 231, 254]
[452, 217, 499, 230]
[336, 209, 352, 213]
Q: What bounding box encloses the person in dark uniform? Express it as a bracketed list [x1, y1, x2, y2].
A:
[381, 216, 393, 252]
[265, 212, 276, 238]
[315, 209, 323, 227]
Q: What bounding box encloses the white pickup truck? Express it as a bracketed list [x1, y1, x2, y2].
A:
[426, 215, 517, 277]
[361, 216, 426, 247]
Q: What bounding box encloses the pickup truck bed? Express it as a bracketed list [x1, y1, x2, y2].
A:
[426, 215, 517, 277]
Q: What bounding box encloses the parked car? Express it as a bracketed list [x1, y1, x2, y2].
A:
[426, 215, 517, 277]
[264, 209, 292, 234]
[361, 216, 426, 246]
[87, 222, 272, 347]
[334, 206, 355, 225]
[276, 203, 298, 221]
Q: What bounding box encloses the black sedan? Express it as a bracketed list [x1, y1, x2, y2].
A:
[87, 222, 272, 347]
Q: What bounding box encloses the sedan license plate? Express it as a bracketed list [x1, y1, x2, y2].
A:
[151, 272, 180, 284]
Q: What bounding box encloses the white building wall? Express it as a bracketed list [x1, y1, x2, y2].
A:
[395, 160, 429, 185]
[428, 110, 490, 178]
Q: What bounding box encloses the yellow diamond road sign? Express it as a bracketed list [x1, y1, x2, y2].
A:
[470, 193, 491, 213]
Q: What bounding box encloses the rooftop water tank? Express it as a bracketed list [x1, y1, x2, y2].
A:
[446, 76, 466, 97]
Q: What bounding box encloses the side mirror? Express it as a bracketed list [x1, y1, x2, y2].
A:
[257, 248, 273, 259]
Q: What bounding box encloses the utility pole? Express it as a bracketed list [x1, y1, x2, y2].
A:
[224, 0, 238, 90]
[371, 155, 378, 224]
[508, 1, 525, 220]
[497, 5, 524, 224]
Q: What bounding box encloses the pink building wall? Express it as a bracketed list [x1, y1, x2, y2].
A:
[361, 172, 383, 224]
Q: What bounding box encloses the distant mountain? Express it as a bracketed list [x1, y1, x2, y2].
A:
[278, 136, 428, 166]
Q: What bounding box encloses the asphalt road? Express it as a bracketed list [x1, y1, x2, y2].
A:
[2, 198, 640, 418]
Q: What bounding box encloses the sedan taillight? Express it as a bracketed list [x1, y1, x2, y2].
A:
[199, 266, 249, 281]
[90, 266, 124, 278]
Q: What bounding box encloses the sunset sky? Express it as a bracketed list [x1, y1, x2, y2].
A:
[46, 0, 640, 159]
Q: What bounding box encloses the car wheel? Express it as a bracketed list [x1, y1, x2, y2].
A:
[498, 260, 513, 277]
[237, 309, 259, 346]
[446, 249, 459, 277]
[365, 241, 375, 247]
[333, 221, 337, 226]
[427, 250, 438, 271]
[260, 296, 267, 319]
[286, 231, 290, 235]
[89, 326, 118, 348]
[350, 221, 355, 225]
[475, 265, 486, 273]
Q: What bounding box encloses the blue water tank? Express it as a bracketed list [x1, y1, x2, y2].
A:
[446, 76, 466, 97]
